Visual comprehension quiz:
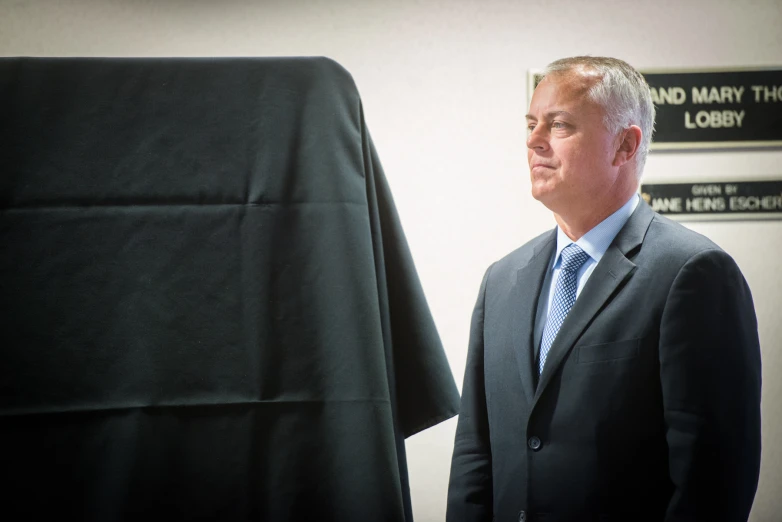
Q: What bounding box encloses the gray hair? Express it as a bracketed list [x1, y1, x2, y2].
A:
[541, 56, 655, 176]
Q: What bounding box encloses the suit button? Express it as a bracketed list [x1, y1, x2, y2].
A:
[528, 436, 542, 451]
[518, 510, 527, 522]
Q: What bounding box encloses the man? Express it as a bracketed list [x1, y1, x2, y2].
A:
[446, 56, 762, 522]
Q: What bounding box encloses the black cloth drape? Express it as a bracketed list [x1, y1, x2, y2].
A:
[0, 57, 459, 521]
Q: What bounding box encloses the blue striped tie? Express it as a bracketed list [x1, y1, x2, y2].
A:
[538, 244, 590, 375]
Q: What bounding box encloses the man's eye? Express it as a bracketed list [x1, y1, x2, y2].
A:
[527, 123, 536, 131]
[552, 121, 567, 129]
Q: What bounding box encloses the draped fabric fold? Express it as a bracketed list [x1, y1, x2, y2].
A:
[0, 56, 459, 521]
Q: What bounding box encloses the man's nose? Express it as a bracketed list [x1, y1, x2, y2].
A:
[526, 126, 548, 151]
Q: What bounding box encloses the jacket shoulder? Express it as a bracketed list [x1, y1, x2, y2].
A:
[487, 229, 555, 279]
[645, 212, 724, 259]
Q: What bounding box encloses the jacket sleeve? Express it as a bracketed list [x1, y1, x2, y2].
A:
[446, 267, 494, 522]
[659, 249, 762, 521]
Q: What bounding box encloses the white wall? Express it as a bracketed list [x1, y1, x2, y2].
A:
[2, 0, 780, 520]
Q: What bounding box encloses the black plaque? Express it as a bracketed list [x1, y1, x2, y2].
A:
[640, 180, 782, 220]
[528, 68, 782, 150]
[644, 68, 782, 149]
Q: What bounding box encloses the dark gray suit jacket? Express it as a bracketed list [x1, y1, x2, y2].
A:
[447, 201, 762, 522]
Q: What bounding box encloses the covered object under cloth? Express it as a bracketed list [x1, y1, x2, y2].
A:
[0, 57, 460, 521]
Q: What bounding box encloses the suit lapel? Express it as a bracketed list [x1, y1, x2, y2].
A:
[533, 201, 656, 401]
[512, 231, 556, 404]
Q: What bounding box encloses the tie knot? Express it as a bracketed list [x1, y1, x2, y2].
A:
[560, 244, 590, 272]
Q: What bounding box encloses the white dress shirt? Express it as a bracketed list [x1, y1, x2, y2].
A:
[533, 194, 640, 354]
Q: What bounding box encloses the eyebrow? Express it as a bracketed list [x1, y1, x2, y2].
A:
[525, 110, 574, 121]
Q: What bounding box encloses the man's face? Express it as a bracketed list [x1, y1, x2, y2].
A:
[526, 73, 621, 213]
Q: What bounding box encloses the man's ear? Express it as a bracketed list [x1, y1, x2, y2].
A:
[613, 125, 642, 167]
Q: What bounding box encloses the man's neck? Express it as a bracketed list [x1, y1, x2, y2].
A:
[554, 193, 636, 241]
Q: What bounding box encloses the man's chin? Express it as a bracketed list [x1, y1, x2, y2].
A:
[530, 186, 563, 214]
[530, 184, 552, 204]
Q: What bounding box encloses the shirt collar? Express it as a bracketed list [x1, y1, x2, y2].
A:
[552, 193, 639, 269]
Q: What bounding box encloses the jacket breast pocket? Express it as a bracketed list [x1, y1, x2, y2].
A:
[577, 338, 640, 364]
